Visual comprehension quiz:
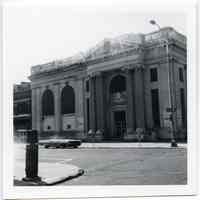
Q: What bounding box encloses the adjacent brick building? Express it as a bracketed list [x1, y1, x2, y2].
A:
[13, 82, 32, 131]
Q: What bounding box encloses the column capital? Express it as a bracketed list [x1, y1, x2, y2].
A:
[89, 71, 102, 78]
[31, 86, 41, 90]
[122, 64, 145, 72]
[121, 64, 134, 71]
[168, 56, 175, 62]
[53, 82, 61, 89]
[53, 82, 61, 86]
[134, 64, 145, 71]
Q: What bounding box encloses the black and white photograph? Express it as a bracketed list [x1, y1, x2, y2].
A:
[2, 0, 198, 199]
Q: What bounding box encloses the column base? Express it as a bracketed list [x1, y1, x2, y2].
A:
[124, 128, 137, 141]
[124, 134, 137, 141]
[171, 139, 178, 147]
[95, 130, 103, 142]
[22, 176, 41, 182]
[87, 129, 103, 142]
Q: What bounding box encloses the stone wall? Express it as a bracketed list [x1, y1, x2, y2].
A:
[43, 116, 55, 132]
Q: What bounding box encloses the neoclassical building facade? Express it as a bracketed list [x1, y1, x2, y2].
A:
[29, 27, 187, 141]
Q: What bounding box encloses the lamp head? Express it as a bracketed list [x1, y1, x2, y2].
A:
[150, 20, 156, 25]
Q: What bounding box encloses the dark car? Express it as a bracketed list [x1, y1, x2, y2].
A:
[39, 138, 82, 148]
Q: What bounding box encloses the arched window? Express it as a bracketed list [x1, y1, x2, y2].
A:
[110, 75, 126, 94]
[61, 85, 75, 114]
[42, 89, 54, 116]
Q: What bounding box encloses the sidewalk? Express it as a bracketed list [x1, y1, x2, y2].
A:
[80, 142, 187, 149]
[14, 162, 84, 186]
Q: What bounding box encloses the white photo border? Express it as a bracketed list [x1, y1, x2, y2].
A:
[2, 0, 198, 199]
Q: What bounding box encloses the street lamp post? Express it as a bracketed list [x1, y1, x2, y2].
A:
[149, 20, 178, 147]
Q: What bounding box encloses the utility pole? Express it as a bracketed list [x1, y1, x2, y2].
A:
[149, 20, 177, 147]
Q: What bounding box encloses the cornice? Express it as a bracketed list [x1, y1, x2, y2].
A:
[144, 39, 186, 51]
[144, 55, 186, 66]
[30, 63, 86, 81]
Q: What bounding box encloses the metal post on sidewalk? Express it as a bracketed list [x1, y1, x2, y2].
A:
[22, 130, 41, 182]
[149, 20, 178, 148]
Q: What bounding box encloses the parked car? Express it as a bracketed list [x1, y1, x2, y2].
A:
[39, 138, 82, 148]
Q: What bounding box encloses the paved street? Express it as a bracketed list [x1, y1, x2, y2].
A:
[15, 145, 187, 185]
[38, 147, 187, 185]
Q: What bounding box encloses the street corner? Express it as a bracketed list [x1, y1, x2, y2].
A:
[43, 167, 84, 186]
[14, 162, 84, 186]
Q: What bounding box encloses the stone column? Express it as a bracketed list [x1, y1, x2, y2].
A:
[89, 77, 96, 132]
[134, 66, 145, 129]
[95, 73, 105, 131]
[54, 83, 61, 133]
[35, 88, 42, 133]
[83, 79, 88, 133]
[31, 88, 37, 130]
[124, 69, 135, 140]
[183, 64, 187, 128]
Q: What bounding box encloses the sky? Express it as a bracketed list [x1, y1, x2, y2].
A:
[4, 5, 187, 84]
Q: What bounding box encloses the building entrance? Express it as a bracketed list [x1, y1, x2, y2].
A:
[113, 111, 126, 139]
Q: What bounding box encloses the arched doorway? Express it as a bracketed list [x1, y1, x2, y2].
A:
[109, 75, 127, 139]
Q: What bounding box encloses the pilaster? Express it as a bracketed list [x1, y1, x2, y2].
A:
[83, 79, 88, 133]
[124, 68, 135, 140]
[31, 88, 37, 130]
[95, 73, 105, 131]
[126, 69, 135, 130]
[134, 65, 145, 129]
[35, 87, 42, 133]
[53, 83, 61, 133]
[89, 77, 96, 132]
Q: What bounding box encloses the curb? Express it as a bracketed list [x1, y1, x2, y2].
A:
[14, 169, 84, 186]
[79, 146, 187, 149]
[45, 169, 84, 186]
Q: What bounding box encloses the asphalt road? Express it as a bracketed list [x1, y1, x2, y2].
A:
[37, 147, 187, 185]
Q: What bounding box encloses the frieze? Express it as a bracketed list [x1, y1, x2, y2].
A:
[53, 82, 61, 86]
[89, 71, 102, 78]
[85, 46, 142, 67]
[87, 53, 141, 75]
[134, 64, 145, 71]
[30, 62, 85, 80]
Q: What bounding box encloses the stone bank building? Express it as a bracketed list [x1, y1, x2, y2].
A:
[29, 27, 187, 141]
